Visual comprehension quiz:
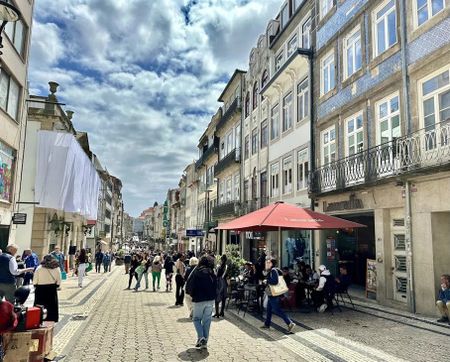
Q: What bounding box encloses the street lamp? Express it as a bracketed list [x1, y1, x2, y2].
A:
[0, 1, 21, 53]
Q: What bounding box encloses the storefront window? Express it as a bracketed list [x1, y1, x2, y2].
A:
[0, 140, 15, 202]
[281, 230, 311, 268]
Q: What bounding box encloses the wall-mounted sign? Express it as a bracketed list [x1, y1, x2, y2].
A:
[186, 229, 204, 237]
[323, 194, 363, 212]
[366, 259, 377, 297]
[12, 213, 27, 225]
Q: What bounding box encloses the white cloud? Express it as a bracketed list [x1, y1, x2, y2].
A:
[29, 0, 282, 216]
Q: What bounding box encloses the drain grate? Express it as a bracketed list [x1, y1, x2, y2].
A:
[71, 315, 88, 321]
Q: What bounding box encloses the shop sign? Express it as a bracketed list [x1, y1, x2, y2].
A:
[186, 229, 204, 237]
[326, 237, 336, 261]
[245, 231, 264, 240]
[0, 140, 15, 203]
[323, 194, 363, 212]
[12, 213, 27, 225]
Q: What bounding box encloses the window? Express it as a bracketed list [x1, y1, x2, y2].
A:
[294, 0, 303, 11]
[297, 78, 309, 122]
[374, 0, 397, 56]
[261, 70, 269, 89]
[226, 131, 233, 155]
[302, 17, 312, 48]
[344, 27, 362, 79]
[0, 140, 15, 202]
[270, 163, 280, 197]
[253, 82, 259, 110]
[420, 67, 450, 140]
[0, 68, 20, 120]
[416, 0, 445, 27]
[219, 141, 225, 159]
[226, 178, 232, 202]
[345, 113, 364, 156]
[244, 179, 249, 202]
[4, 17, 26, 56]
[287, 34, 298, 58]
[282, 157, 293, 194]
[260, 171, 268, 206]
[261, 120, 268, 148]
[245, 92, 250, 118]
[282, 92, 293, 132]
[219, 181, 225, 204]
[275, 51, 284, 72]
[235, 124, 241, 149]
[270, 104, 280, 140]
[322, 126, 336, 165]
[244, 135, 250, 159]
[320, 0, 333, 19]
[281, 4, 289, 29]
[234, 174, 240, 201]
[377, 93, 401, 144]
[297, 149, 309, 190]
[251, 128, 258, 155]
[321, 52, 335, 95]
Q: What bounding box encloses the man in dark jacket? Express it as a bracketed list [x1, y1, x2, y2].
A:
[185, 255, 217, 350]
[95, 250, 104, 273]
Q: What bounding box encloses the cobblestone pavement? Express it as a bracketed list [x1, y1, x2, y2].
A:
[54, 266, 450, 362]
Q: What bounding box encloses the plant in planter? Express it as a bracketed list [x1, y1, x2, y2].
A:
[115, 249, 125, 265]
[221, 244, 245, 278]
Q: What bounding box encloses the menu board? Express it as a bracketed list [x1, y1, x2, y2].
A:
[366, 259, 377, 297]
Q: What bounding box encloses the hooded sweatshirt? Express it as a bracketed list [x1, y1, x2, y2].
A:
[317, 269, 331, 291]
[186, 265, 217, 303]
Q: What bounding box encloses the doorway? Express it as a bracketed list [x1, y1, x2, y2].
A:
[0, 225, 10, 251]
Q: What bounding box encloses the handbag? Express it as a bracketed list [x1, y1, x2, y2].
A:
[268, 269, 289, 297]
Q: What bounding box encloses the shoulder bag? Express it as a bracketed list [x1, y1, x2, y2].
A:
[268, 269, 289, 297]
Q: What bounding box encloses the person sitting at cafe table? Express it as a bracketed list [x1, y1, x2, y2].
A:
[242, 262, 257, 284]
[304, 265, 319, 283]
[436, 274, 450, 324]
[282, 267, 292, 285]
[294, 260, 307, 280]
[311, 265, 335, 313]
[335, 265, 352, 293]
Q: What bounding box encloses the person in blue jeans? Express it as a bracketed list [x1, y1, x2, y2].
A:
[261, 258, 296, 333]
[185, 255, 217, 350]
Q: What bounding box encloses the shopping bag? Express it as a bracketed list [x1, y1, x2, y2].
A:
[268, 269, 289, 296]
[61, 271, 67, 280]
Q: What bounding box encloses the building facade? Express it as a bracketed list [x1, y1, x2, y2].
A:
[311, 0, 450, 315]
[0, 0, 34, 250]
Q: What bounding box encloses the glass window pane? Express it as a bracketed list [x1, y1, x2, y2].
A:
[379, 102, 388, 118]
[13, 21, 24, 54]
[418, 7, 428, 25]
[7, 78, 19, 120]
[439, 90, 450, 122]
[330, 61, 335, 89]
[0, 71, 9, 110]
[348, 119, 354, 133]
[357, 116, 363, 129]
[377, 21, 386, 54]
[424, 98, 435, 117]
[431, 0, 444, 15]
[387, 11, 397, 47]
[355, 38, 362, 70]
[378, 0, 395, 19]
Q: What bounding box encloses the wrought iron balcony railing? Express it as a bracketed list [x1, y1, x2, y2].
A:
[216, 97, 241, 132]
[312, 122, 450, 194]
[195, 144, 217, 170]
[212, 202, 239, 219]
[214, 148, 241, 176]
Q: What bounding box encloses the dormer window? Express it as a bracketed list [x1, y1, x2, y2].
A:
[281, 4, 289, 28]
[252, 82, 259, 110]
[245, 92, 250, 118]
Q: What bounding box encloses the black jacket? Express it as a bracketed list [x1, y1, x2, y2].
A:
[185, 266, 217, 303]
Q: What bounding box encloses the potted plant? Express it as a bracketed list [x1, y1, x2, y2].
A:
[222, 244, 245, 278]
[115, 249, 125, 266]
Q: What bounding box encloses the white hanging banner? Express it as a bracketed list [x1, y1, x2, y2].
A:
[35, 130, 100, 219]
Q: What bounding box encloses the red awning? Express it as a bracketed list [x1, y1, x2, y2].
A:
[217, 202, 365, 231]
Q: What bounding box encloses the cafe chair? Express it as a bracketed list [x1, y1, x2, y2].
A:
[335, 285, 355, 309]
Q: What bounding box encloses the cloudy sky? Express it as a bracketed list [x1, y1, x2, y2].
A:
[29, 0, 282, 216]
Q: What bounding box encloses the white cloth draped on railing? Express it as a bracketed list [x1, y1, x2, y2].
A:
[35, 130, 100, 219]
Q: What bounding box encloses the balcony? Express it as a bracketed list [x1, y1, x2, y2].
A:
[311, 122, 450, 195]
[216, 97, 241, 132]
[195, 141, 218, 170]
[212, 202, 239, 219]
[214, 148, 241, 176]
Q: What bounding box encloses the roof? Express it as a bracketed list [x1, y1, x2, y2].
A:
[218, 69, 246, 102]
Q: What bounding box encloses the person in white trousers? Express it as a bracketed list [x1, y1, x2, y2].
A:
[77, 249, 88, 288]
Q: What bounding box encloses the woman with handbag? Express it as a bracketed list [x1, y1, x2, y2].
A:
[261, 258, 295, 332]
[33, 255, 62, 322]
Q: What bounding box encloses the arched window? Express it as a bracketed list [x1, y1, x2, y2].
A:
[261, 70, 269, 89]
[252, 82, 259, 110]
[245, 92, 250, 118]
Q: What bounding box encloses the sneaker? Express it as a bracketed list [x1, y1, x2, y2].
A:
[260, 324, 270, 329]
[437, 317, 449, 323]
[195, 338, 205, 348]
[200, 339, 208, 350]
[288, 322, 296, 333]
[319, 303, 328, 313]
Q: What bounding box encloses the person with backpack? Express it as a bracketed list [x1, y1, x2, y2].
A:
[261, 258, 295, 332]
[312, 265, 336, 313]
[185, 255, 217, 350]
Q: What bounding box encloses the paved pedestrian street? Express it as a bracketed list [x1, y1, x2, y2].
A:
[53, 266, 450, 362]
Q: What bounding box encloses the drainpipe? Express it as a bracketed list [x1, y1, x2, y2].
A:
[399, 0, 415, 313]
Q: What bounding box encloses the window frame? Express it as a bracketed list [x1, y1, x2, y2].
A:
[301, 16, 312, 49]
[270, 104, 280, 140]
[287, 33, 298, 58]
[282, 92, 294, 132]
[245, 92, 250, 118]
[251, 127, 258, 155]
[414, 0, 446, 28]
[244, 135, 250, 160]
[373, 0, 398, 57]
[376, 92, 401, 145]
[321, 51, 335, 96]
[261, 120, 268, 148]
[343, 26, 362, 80]
[344, 112, 364, 157]
[297, 77, 309, 122]
[282, 156, 293, 194]
[297, 148, 309, 191]
[275, 50, 284, 72]
[321, 125, 336, 165]
[0, 67, 21, 121]
[270, 162, 280, 198]
[320, 0, 334, 20]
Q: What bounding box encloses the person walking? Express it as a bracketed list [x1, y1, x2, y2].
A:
[214, 254, 228, 318]
[127, 255, 139, 290]
[175, 254, 186, 306]
[151, 256, 162, 291]
[77, 249, 88, 288]
[164, 255, 175, 292]
[185, 255, 217, 350]
[33, 255, 61, 322]
[95, 249, 104, 273]
[102, 252, 111, 273]
[22, 249, 39, 285]
[124, 252, 132, 274]
[184, 256, 198, 318]
[50, 246, 65, 272]
[261, 258, 295, 333]
[0, 244, 33, 303]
